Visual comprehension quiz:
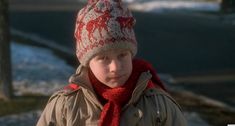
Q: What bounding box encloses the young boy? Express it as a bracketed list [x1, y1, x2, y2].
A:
[37, 0, 187, 126]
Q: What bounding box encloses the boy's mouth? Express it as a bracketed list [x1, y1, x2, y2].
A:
[110, 76, 122, 80]
[109, 75, 124, 80]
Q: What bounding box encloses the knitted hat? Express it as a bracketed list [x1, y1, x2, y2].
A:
[74, 0, 137, 66]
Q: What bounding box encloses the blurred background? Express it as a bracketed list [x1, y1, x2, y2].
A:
[0, 0, 235, 125]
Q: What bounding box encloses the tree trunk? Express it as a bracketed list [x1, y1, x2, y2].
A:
[221, 0, 235, 13]
[0, 0, 13, 100]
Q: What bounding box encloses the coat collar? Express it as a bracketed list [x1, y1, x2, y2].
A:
[69, 65, 152, 110]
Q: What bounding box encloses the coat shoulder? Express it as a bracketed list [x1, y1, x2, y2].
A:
[36, 84, 81, 126]
[47, 83, 81, 103]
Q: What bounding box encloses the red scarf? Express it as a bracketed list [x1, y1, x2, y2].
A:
[88, 59, 166, 126]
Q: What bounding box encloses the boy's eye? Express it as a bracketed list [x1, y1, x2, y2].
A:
[119, 52, 128, 58]
[97, 56, 108, 61]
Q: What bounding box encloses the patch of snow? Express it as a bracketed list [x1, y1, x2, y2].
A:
[128, 1, 220, 13]
[11, 42, 75, 95]
[11, 29, 73, 56]
[76, 0, 220, 13]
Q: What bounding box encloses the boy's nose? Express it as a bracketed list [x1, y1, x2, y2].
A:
[109, 59, 121, 73]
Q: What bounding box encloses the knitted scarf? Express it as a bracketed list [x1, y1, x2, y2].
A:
[88, 59, 166, 126]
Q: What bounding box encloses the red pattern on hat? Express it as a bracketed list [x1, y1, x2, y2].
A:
[86, 10, 112, 41]
[116, 17, 135, 34]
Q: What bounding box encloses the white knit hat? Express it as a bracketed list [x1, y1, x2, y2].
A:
[74, 0, 137, 66]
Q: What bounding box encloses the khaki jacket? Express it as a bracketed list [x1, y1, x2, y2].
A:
[37, 66, 187, 126]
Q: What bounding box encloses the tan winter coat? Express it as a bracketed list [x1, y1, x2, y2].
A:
[36, 66, 187, 126]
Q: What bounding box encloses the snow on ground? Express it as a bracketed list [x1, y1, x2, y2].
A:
[128, 1, 220, 13]
[126, 0, 235, 26]
[11, 42, 75, 96]
[76, 0, 220, 13]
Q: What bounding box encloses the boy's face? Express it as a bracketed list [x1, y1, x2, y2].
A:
[89, 49, 133, 88]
